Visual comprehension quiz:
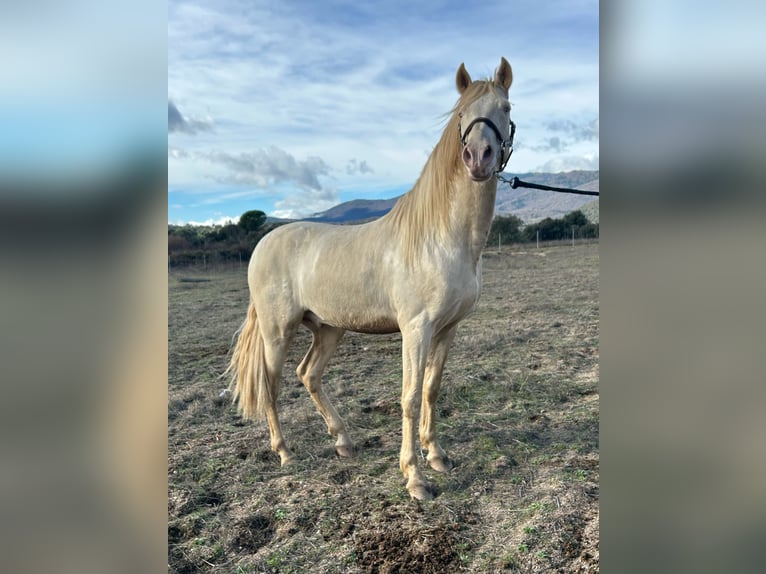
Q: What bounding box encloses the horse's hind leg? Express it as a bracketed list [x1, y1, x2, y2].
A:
[296, 323, 354, 458]
[261, 322, 300, 466]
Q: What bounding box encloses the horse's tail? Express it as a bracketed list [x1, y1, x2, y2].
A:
[225, 301, 272, 421]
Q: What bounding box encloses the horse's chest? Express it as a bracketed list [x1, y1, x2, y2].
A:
[436, 268, 481, 323]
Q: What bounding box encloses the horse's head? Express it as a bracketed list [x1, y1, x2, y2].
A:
[455, 57, 514, 182]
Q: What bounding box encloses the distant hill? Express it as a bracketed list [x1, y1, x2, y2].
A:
[301, 170, 599, 224]
[305, 198, 398, 224]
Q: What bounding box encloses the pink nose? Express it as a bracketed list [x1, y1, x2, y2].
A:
[462, 143, 494, 177]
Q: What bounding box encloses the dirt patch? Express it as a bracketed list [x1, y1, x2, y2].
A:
[354, 523, 461, 574]
[227, 514, 275, 553]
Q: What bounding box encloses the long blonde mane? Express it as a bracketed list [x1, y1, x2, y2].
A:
[385, 80, 496, 265]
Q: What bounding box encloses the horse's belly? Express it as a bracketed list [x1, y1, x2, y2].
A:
[348, 320, 401, 335]
[304, 304, 400, 334]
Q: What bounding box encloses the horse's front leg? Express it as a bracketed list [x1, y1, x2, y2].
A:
[400, 323, 433, 500]
[420, 324, 458, 473]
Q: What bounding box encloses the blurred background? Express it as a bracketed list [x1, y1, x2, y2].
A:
[0, 1, 166, 573]
[601, 1, 766, 572]
[0, 1, 764, 572]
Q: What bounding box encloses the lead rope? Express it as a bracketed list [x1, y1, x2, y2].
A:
[496, 174, 599, 196]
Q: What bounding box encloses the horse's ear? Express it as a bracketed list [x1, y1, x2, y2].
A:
[456, 63, 472, 94]
[494, 57, 513, 92]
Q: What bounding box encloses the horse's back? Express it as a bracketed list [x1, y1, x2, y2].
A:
[251, 220, 379, 273]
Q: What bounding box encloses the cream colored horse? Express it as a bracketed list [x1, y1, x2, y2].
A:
[227, 58, 513, 500]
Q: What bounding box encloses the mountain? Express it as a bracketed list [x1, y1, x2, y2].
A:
[305, 198, 398, 224]
[303, 170, 599, 224]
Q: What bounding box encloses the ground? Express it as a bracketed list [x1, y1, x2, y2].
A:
[168, 242, 599, 573]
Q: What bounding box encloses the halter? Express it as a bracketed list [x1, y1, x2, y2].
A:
[458, 113, 516, 173]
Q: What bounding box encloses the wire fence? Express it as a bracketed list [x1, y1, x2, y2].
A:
[169, 237, 599, 275]
[168, 251, 247, 274]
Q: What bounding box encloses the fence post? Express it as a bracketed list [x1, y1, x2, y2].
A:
[536, 230, 539, 249]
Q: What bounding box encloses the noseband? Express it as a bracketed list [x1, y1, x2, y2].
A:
[458, 113, 516, 173]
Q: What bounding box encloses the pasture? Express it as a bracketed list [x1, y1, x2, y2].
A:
[168, 242, 599, 573]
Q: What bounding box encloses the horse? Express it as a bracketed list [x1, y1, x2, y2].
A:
[227, 58, 514, 500]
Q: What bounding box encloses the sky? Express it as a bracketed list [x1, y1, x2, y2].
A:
[168, 0, 599, 225]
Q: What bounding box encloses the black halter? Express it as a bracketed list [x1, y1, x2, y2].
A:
[458, 113, 516, 173]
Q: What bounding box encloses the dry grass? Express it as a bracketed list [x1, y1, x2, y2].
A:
[168, 242, 599, 573]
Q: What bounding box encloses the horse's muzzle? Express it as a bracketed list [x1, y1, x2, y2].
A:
[462, 143, 498, 181]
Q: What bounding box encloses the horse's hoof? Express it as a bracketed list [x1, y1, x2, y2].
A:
[428, 456, 454, 474]
[335, 445, 355, 459]
[279, 452, 298, 466]
[407, 482, 434, 501]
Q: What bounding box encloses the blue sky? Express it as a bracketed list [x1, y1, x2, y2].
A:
[168, 0, 599, 224]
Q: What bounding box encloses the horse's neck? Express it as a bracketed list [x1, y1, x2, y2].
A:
[450, 177, 497, 266]
[379, 143, 496, 268]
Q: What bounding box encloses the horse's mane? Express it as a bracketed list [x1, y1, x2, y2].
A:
[385, 79, 496, 265]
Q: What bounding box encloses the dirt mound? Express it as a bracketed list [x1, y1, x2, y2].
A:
[354, 522, 461, 574]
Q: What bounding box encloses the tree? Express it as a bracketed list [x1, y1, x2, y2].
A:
[563, 210, 588, 227]
[580, 222, 599, 238]
[487, 214, 523, 246]
[238, 210, 267, 233]
[207, 223, 243, 244]
[167, 234, 191, 253]
[522, 209, 598, 242]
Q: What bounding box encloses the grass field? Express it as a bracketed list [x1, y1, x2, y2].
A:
[168, 242, 599, 573]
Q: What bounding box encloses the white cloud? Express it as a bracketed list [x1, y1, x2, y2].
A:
[545, 118, 599, 142]
[168, 100, 213, 134]
[202, 146, 331, 191]
[168, 146, 188, 159]
[346, 158, 374, 175]
[270, 185, 340, 220]
[170, 215, 238, 226]
[532, 136, 565, 153]
[529, 117, 599, 154]
[535, 153, 599, 173]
